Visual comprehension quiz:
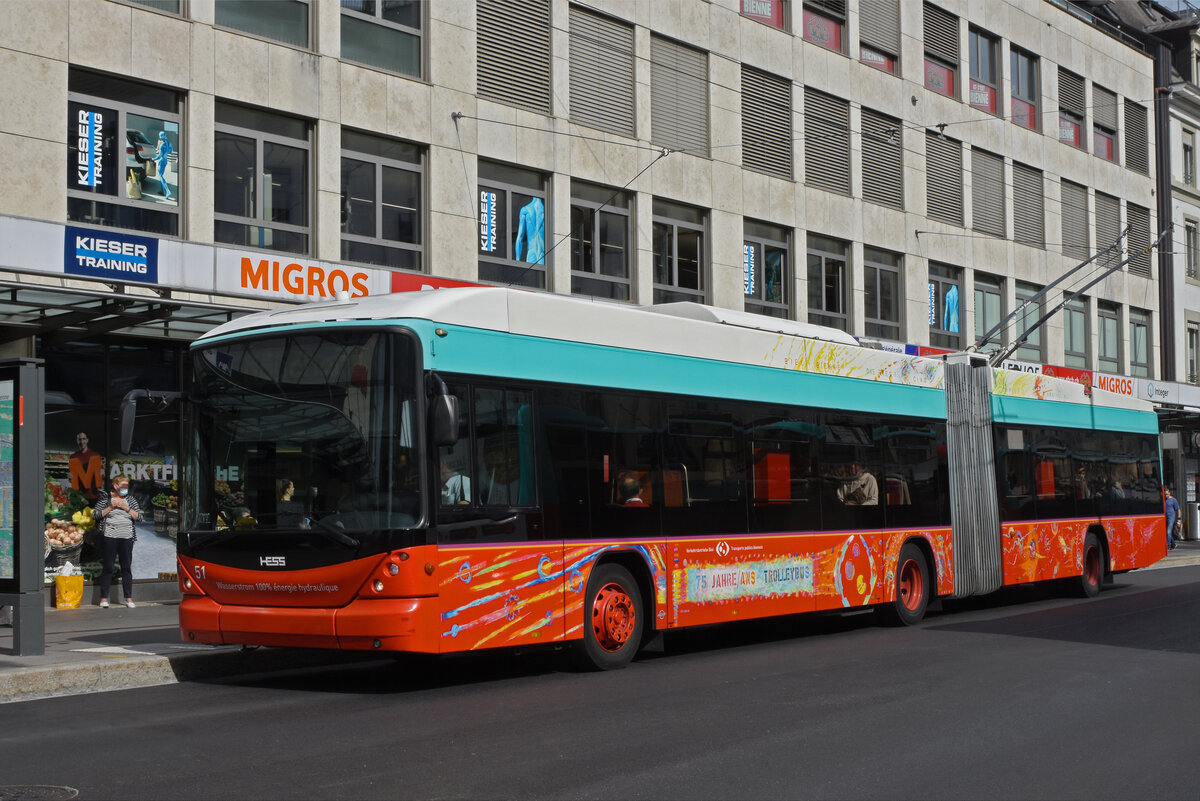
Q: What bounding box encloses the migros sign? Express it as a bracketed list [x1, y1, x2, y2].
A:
[239, 257, 370, 298]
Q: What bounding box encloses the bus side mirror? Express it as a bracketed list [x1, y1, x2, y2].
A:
[431, 394, 460, 446]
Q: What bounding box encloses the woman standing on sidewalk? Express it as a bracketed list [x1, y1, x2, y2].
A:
[93, 475, 141, 608]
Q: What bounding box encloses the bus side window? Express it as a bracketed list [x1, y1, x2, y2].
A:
[475, 387, 534, 506]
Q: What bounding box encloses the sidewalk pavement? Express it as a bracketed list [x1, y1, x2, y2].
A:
[4, 541, 1200, 705]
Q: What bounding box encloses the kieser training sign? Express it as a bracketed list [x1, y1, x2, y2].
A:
[64, 226, 159, 284]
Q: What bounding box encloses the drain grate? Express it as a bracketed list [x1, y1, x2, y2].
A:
[0, 788, 79, 801]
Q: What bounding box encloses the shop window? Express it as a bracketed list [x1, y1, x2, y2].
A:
[923, 3, 958, 99]
[1097, 302, 1119, 374]
[1129, 308, 1149, 378]
[66, 70, 182, 236]
[859, 0, 899, 74]
[478, 161, 548, 288]
[341, 0, 422, 78]
[928, 262, 961, 349]
[1010, 48, 1038, 131]
[570, 6, 634, 137]
[1014, 281, 1043, 362]
[652, 199, 706, 304]
[478, 0, 551, 113]
[802, 1, 844, 54]
[1093, 85, 1118, 163]
[973, 273, 1003, 352]
[744, 220, 790, 319]
[571, 181, 631, 301]
[968, 28, 998, 113]
[214, 102, 311, 255]
[863, 247, 901, 341]
[739, 0, 790, 31]
[1058, 69, 1085, 149]
[215, 0, 310, 48]
[742, 66, 793, 180]
[651, 35, 709, 157]
[1064, 295, 1088, 369]
[807, 234, 848, 331]
[340, 129, 423, 271]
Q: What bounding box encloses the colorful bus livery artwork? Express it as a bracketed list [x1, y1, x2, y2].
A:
[164, 287, 1165, 669]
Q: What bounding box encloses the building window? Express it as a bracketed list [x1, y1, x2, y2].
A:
[1057, 68, 1085, 149]
[66, 70, 182, 236]
[1014, 282, 1043, 362]
[859, 0, 899, 74]
[1009, 48, 1038, 131]
[1130, 308, 1150, 378]
[804, 89, 850, 195]
[923, 3, 959, 99]
[477, 0, 550, 114]
[214, 102, 310, 255]
[478, 161, 548, 288]
[926, 130, 963, 225]
[973, 273, 1003, 352]
[340, 129, 422, 271]
[1127, 203, 1152, 279]
[340, 0, 422, 78]
[1060, 180, 1089, 262]
[215, 0, 309, 47]
[802, 1, 844, 53]
[1012, 162, 1044, 248]
[807, 234, 848, 331]
[1187, 323, 1199, 383]
[863, 247, 901, 340]
[740, 0, 790, 31]
[1093, 85, 1117, 163]
[1094, 191, 1122, 268]
[1125, 100, 1149, 175]
[861, 107, 903, 209]
[742, 66, 793, 180]
[571, 181, 631, 301]
[1187, 220, 1198, 280]
[127, 0, 181, 13]
[971, 148, 1005, 238]
[570, 6, 634, 138]
[1063, 296, 1088, 369]
[928, 262, 961, 349]
[968, 28, 998, 113]
[1184, 130, 1196, 186]
[744, 221, 790, 319]
[653, 199, 706, 304]
[651, 36, 710, 157]
[1097, 302, 1119, 374]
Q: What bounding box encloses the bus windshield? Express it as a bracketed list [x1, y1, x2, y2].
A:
[187, 330, 422, 535]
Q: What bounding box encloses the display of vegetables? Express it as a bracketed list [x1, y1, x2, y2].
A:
[46, 515, 89, 547]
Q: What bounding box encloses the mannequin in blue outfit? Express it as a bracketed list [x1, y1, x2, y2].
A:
[515, 197, 545, 265]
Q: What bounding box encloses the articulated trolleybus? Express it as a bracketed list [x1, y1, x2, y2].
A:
[173, 287, 1165, 669]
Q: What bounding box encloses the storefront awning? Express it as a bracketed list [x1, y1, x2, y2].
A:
[0, 281, 255, 344]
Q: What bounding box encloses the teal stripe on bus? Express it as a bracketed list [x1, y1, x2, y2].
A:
[991, 394, 1158, 434]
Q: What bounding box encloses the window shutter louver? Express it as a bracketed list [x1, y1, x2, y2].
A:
[1093, 85, 1117, 130]
[1012, 162, 1044, 248]
[1094, 191, 1122, 268]
[808, 0, 846, 18]
[804, 88, 851, 195]
[926, 130, 963, 225]
[1060, 180, 1089, 262]
[924, 3, 959, 63]
[1058, 69, 1085, 117]
[477, 0, 552, 114]
[1125, 100, 1149, 175]
[742, 66, 793, 179]
[569, 6, 635, 137]
[859, 0, 900, 57]
[651, 36, 710, 156]
[1127, 203, 1152, 277]
[861, 107, 903, 209]
[972, 149, 1005, 238]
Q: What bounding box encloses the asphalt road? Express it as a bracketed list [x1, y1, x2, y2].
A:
[3, 566, 1199, 801]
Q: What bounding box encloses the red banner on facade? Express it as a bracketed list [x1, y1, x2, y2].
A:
[390, 273, 484, 293]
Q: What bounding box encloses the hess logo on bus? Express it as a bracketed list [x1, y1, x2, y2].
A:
[260, 556, 286, 567]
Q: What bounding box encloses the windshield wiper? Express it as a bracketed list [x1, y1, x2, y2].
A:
[310, 514, 361, 548]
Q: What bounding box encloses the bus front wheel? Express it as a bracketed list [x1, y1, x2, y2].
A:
[878, 543, 931, 626]
[574, 563, 643, 671]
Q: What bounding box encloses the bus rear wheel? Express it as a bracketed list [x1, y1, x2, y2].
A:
[574, 563, 643, 671]
[877, 543, 931, 626]
[1074, 532, 1103, 598]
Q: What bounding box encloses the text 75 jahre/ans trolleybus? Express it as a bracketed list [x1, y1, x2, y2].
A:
[148, 287, 1165, 670]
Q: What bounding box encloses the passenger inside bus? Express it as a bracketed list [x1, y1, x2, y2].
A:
[277, 477, 307, 527]
[617, 472, 648, 506]
[440, 459, 471, 505]
[837, 462, 879, 505]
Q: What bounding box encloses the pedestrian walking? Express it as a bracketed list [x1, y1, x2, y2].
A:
[1165, 487, 1181, 551]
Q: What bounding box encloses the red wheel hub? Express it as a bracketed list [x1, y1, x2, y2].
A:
[591, 582, 636, 652]
[898, 558, 924, 612]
